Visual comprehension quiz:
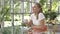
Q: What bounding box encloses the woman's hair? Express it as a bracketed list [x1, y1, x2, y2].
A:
[34, 3, 43, 19]
[35, 3, 43, 13]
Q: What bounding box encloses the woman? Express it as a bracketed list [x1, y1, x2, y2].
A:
[25, 3, 47, 34]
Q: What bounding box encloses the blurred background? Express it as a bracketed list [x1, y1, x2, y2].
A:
[0, 0, 60, 34]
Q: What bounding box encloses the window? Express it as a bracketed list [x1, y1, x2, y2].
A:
[10, 0, 37, 34]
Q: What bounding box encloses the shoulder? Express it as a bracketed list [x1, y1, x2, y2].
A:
[39, 13, 45, 17]
[39, 13, 44, 16]
[39, 13, 45, 20]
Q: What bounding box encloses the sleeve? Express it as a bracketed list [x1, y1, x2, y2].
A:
[39, 13, 45, 21]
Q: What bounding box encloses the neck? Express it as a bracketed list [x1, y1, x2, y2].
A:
[34, 13, 38, 15]
[34, 13, 39, 19]
[34, 12, 40, 15]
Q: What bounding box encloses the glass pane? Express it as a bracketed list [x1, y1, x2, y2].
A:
[24, 14, 30, 20]
[3, 0, 11, 34]
[31, 0, 35, 2]
[14, 26, 20, 34]
[3, 27, 11, 34]
[14, 14, 22, 26]
[58, 1, 60, 13]
[24, 2, 30, 13]
[14, 0, 21, 13]
[14, 14, 22, 34]
[4, 14, 11, 27]
[4, 15, 11, 34]
[4, 0, 11, 27]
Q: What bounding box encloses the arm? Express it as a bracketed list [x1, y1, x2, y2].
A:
[39, 13, 45, 29]
[39, 19, 45, 29]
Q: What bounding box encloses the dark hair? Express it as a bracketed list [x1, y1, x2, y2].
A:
[35, 3, 43, 13]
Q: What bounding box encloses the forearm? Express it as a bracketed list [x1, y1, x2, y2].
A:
[40, 19, 45, 28]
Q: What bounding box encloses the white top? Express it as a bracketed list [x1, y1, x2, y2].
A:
[30, 13, 45, 25]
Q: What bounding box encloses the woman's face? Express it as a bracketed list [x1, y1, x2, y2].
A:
[32, 4, 40, 13]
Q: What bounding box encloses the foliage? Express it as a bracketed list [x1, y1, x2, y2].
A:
[39, 0, 48, 13]
[0, 0, 10, 21]
[0, 6, 10, 21]
[0, 0, 21, 21]
[2, 27, 11, 34]
[2, 26, 20, 34]
[44, 11, 58, 20]
[39, 0, 59, 20]
[39, 0, 47, 6]
[52, 0, 58, 12]
[25, 2, 30, 13]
